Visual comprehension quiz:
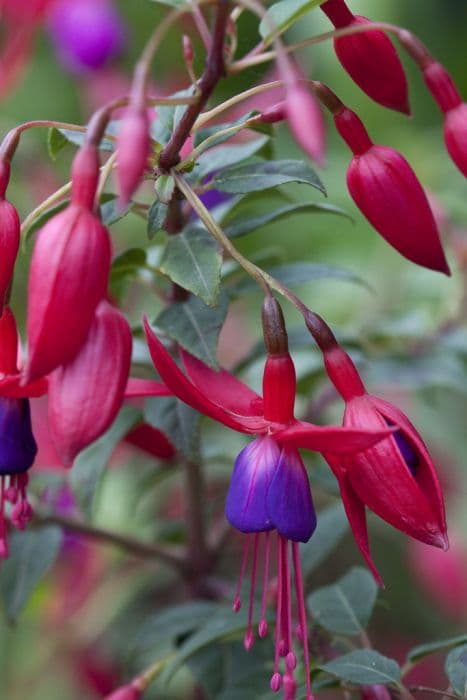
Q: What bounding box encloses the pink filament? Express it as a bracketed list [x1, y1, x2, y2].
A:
[245, 534, 260, 650]
[292, 542, 315, 700]
[272, 534, 284, 680]
[233, 536, 251, 613]
[280, 536, 295, 668]
[258, 531, 271, 637]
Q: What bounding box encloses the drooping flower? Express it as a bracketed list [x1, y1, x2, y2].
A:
[47, 0, 125, 74]
[0, 160, 20, 312]
[26, 143, 112, 381]
[312, 328, 448, 584]
[143, 298, 392, 698]
[285, 81, 326, 166]
[320, 0, 409, 114]
[104, 682, 142, 700]
[334, 105, 450, 274]
[116, 105, 151, 206]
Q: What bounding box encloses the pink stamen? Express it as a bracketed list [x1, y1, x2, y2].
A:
[233, 536, 251, 613]
[283, 670, 297, 700]
[244, 534, 260, 650]
[272, 534, 284, 680]
[258, 531, 271, 637]
[270, 672, 282, 693]
[292, 542, 315, 700]
[280, 536, 294, 662]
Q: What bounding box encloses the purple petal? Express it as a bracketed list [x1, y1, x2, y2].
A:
[267, 447, 316, 543]
[385, 419, 419, 475]
[0, 398, 37, 475]
[225, 436, 280, 533]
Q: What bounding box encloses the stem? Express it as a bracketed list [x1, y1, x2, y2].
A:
[96, 151, 117, 202]
[158, 0, 231, 171]
[177, 115, 260, 169]
[33, 511, 187, 572]
[194, 79, 284, 128]
[184, 458, 210, 577]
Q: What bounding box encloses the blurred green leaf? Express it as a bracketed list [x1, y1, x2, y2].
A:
[147, 200, 169, 239]
[445, 644, 467, 697]
[235, 262, 369, 295]
[259, 0, 326, 42]
[225, 202, 351, 239]
[155, 292, 228, 368]
[159, 228, 222, 306]
[307, 567, 378, 635]
[152, 88, 194, 145]
[319, 650, 401, 686]
[196, 137, 269, 179]
[212, 160, 325, 195]
[155, 175, 176, 204]
[47, 128, 68, 160]
[144, 396, 201, 461]
[71, 406, 141, 516]
[58, 127, 114, 152]
[300, 502, 349, 577]
[0, 526, 62, 622]
[407, 634, 467, 663]
[111, 248, 147, 286]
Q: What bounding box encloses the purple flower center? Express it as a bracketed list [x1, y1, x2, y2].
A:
[385, 419, 419, 475]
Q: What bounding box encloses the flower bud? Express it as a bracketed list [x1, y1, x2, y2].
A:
[26, 203, 111, 381]
[0, 161, 20, 311]
[256, 101, 287, 124]
[321, 0, 409, 114]
[104, 683, 142, 700]
[48, 301, 132, 466]
[117, 105, 150, 206]
[334, 106, 450, 274]
[285, 83, 326, 166]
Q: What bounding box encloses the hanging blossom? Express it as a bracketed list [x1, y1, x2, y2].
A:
[143, 298, 392, 699]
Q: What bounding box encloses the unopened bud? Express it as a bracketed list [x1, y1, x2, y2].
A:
[117, 105, 150, 206]
[261, 296, 288, 356]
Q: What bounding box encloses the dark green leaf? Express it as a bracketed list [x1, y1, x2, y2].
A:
[155, 292, 228, 368]
[196, 137, 269, 179]
[110, 248, 147, 285]
[147, 200, 169, 238]
[159, 228, 222, 306]
[71, 406, 141, 516]
[300, 502, 349, 578]
[307, 567, 378, 635]
[24, 201, 68, 242]
[235, 262, 369, 295]
[212, 160, 325, 195]
[99, 194, 131, 226]
[319, 650, 401, 686]
[47, 128, 68, 160]
[0, 526, 62, 621]
[225, 202, 351, 239]
[445, 644, 467, 697]
[407, 635, 467, 663]
[152, 88, 194, 145]
[259, 0, 327, 42]
[144, 396, 200, 461]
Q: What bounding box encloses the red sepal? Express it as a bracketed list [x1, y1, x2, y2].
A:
[125, 378, 172, 398]
[125, 423, 175, 461]
[0, 198, 19, 311]
[274, 419, 395, 453]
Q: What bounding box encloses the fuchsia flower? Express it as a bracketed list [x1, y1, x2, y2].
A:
[320, 0, 409, 114]
[285, 81, 326, 166]
[422, 60, 467, 178]
[104, 682, 142, 700]
[334, 105, 450, 274]
[117, 105, 151, 206]
[318, 336, 448, 584]
[143, 299, 392, 699]
[26, 143, 112, 381]
[0, 160, 20, 312]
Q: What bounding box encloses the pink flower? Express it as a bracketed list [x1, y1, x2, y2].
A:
[0, 161, 20, 311]
[104, 682, 142, 700]
[116, 105, 151, 206]
[285, 82, 326, 166]
[334, 106, 449, 274]
[320, 0, 409, 113]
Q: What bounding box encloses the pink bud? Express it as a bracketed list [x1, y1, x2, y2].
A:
[70, 143, 100, 209]
[48, 301, 132, 466]
[285, 83, 326, 166]
[0, 161, 20, 311]
[105, 683, 142, 700]
[321, 0, 409, 114]
[26, 204, 111, 381]
[0, 306, 19, 374]
[257, 101, 287, 124]
[334, 106, 450, 274]
[117, 106, 150, 205]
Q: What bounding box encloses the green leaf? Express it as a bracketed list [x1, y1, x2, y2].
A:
[99, 194, 131, 226]
[212, 160, 325, 195]
[445, 644, 467, 697]
[150, 0, 186, 6]
[155, 292, 228, 368]
[235, 262, 369, 295]
[193, 112, 271, 151]
[300, 502, 348, 578]
[225, 202, 351, 239]
[407, 635, 467, 663]
[110, 248, 147, 285]
[155, 175, 176, 204]
[47, 127, 68, 160]
[259, 0, 327, 43]
[152, 88, 194, 145]
[307, 567, 378, 636]
[147, 200, 169, 239]
[58, 127, 114, 152]
[195, 136, 269, 179]
[70, 406, 141, 516]
[319, 650, 401, 686]
[159, 227, 222, 306]
[0, 526, 62, 621]
[144, 396, 200, 461]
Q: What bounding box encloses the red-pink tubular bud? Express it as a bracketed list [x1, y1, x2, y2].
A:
[0, 306, 19, 374]
[117, 106, 150, 205]
[26, 205, 111, 381]
[104, 683, 142, 700]
[444, 103, 467, 178]
[70, 144, 100, 209]
[257, 101, 287, 124]
[0, 197, 20, 310]
[323, 345, 365, 401]
[321, 1, 409, 114]
[423, 61, 462, 114]
[48, 301, 132, 466]
[335, 108, 450, 274]
[262, 354, 296, 424]
[285, 83, 326, 166]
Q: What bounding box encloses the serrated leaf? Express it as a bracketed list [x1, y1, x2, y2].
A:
[445, 644, 467, 697]
[319, 650, 401, 686]
[225, 202, 351, 239]
[47, 127, 68, 160]
[212, 159, 325, 195]
[147, 200, 169, 238]
[195, 136, 269, 179]
[159, 227, 222, 306]
[144, 396, 200, 461]
[0, 526, 62, 621]
[407, 635, 467, 664]
[259, 0, 326, 43]
[70, 406, 141, 516]
[155, 292, 228, 368]
[307, 567, 378, 636]
[300, 502, 348, 578]
[58, 128, 114, 152]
